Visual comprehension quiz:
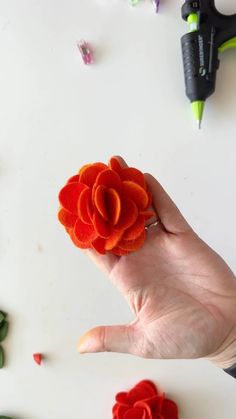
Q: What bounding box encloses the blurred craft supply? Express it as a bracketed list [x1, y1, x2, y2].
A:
[129, 0, 141, 5]
[153, 0, 160, 13]
[77, 40, 94, 65]
[129, 0, 160, 11]
[33, 353, 43, 365]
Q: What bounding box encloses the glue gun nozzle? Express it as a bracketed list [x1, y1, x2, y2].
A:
[191, 101, 205, 130]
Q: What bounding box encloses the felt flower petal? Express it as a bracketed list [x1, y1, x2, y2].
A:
[113, 403, 123, 419]
[79, 163, 92, 175]
[119, 230, 146, 252]
[78, 187, 93, 224]
[113, 403, 119, 415]
[92, 237, 106, 254]
[123, 216, 145, 241]
[80, 163, 108, 187]
[70, 229, 91, 249]
[161, 399, 178, 419]
[115, 199, 138, 230]
[127, 387, 151, 405]
[94, 169, 122, 192]
[115, 392, 128, 405]
[124, 407, 146, 419]
[127, 380, 157, 404]
[94, 186, 121, 224]
[135, 397, 160, 417]
[67, 174, 80, 184]
[74, 218, 97, 243]
[94, 185, 109, 220]
[116, 405, 131, 419]
[58, 208, 78, 229]
[93, 210, 112, 239]
[105, 229, 123, 251]
[123, 181, 149, 210]
[59, 183, 87, 214]
[135, 381, 158, 397]
[107, 188, 121, 225]
[121, 168, 146, 189]
[109, 156, 123, 175]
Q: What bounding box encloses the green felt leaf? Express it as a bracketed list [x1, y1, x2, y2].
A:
[0, 321, 9, 342]
[0, 312, 6, 325]
[0, 416, 13, 419]
[0, 345, 4, 368]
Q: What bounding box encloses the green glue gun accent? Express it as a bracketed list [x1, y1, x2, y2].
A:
[181, 1, 236, 127]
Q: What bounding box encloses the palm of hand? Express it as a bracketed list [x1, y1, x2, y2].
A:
[78, 166, 236, 366]
[109, 226, 236, 360]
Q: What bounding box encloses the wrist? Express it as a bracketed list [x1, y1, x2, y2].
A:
[207, 327, 236, 369]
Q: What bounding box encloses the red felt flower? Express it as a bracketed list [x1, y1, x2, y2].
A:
[58, 157, 155, 255]
[112, 380, 178, 419]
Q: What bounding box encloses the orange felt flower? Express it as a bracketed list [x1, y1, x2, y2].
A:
[58, 157, 155, 255]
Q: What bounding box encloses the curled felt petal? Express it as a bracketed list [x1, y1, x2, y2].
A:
[93, 169, 122, 193]
[109, 156, 123, 175]
[115, 392, 128, 405]
[115, 199, 138, 230]
[67, 174, 80, 184]
[123, 216, 145, 241]
[79, 163, 92, 175]
[135, 397, 161, 417]
[74, 218, 97, 243]
[70, 229, 91, 249]
[113, 403, 119, 415]
[161, 399, 178, 419]
[58, 208, 78, 229]
[78, 187, 93, 224]
[127, 384, 156, 405]
[105, 229, 123, 251]
[133, 403, 153, 419]
[135, 381, 158, 397]
[124, 407, 146, 419]
[121, 168, 146, 189]
[92, 237, 106, 255]
[80, 163, 108, 187]
[123, 181, 149, 210]
[93, 210, 112, 239]
[59, 183, 87, 214]
[119, 230, 146, 252]
[113, 403, 121, 419]
[94, 185, 109, 220]
[106, 188, 121, 225]
[116, 404, 131, 419]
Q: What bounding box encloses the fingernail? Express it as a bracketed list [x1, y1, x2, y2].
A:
[77, 335, 94, 353]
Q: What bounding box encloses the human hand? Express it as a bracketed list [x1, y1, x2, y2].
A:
[78, 157, 236, 369]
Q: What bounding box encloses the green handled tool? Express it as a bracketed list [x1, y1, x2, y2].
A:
[181, 0, 236, 127]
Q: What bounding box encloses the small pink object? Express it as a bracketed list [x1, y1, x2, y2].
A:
[77, 40, 93, 65]
[33, 353, 42, 365]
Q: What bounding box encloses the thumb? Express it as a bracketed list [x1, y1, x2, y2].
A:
[77, 324, 135, 354]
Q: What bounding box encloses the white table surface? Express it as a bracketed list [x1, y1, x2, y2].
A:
[0, 1, 236, 418]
